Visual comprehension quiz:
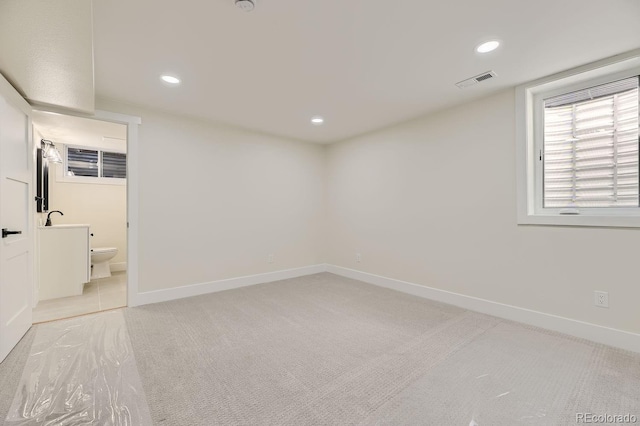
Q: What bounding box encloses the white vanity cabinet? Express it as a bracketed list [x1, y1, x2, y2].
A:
[38, 225, 91, 301]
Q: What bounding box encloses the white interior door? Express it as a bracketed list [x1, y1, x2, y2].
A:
[0, 75, 33, 363]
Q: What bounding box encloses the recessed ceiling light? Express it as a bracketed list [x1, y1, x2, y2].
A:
[161, 75, 181, 84]
[235, 0, 255, 11]
[476, 40, 500, 53]
[311, 116, 324, 125]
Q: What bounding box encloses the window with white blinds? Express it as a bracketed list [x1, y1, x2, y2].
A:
[542, 76, 639, 209]
[65, 145, 127, 180]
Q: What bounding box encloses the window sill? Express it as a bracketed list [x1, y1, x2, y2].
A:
[517, 213, 640, 228]
[55, 174, 126, 186]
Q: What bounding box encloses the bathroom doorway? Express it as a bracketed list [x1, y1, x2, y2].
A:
[31, 112, 129, 323]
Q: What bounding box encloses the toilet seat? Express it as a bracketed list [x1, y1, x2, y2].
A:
[92, 247, 117, 254]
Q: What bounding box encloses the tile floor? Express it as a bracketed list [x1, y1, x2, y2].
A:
[32, 272, 127, 323]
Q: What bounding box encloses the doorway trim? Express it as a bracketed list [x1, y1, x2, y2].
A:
[31, 107, 141, 307]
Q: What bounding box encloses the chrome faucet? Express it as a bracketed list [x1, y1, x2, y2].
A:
[45, 210, 63, 226]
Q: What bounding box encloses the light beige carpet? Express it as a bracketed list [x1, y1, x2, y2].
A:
[121, 273, 640, 425]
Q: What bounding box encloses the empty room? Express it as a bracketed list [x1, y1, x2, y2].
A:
[0, 0, 639, 425]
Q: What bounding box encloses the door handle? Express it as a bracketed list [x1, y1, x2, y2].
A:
[2, 228, 22, 238]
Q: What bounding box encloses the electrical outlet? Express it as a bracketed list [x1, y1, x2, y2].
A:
[267, 254, 274, 264]
[594, 291, 609, 308]
[355, 253, 362, 263]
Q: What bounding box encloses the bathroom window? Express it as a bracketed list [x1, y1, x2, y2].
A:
[67, 148, 99, 177]
[64, 145, 127, 182]
[102, 152, 127, 179]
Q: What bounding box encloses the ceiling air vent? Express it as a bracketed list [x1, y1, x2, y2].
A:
[455, 70, 497, 89]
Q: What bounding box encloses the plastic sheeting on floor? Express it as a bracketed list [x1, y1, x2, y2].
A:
[5, 310, 152, 425]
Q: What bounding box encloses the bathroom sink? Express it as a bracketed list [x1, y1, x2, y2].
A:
[40, 223, 90, 229]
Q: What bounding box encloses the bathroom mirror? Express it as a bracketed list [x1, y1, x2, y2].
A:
[36, 148, 49, 213]
[37, 139, 63, 213]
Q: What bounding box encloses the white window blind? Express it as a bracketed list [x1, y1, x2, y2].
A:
[543, 76, 639, 208]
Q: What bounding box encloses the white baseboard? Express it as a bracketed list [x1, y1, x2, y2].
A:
[110, 262, 127, 273]
[326, 264, 640, 353]
[131, 262, 640, 353]
[135, 264, 326, 306]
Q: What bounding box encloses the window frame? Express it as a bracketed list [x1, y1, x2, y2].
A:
[58, 143, 127, 186]
[516, 51, 640, 228]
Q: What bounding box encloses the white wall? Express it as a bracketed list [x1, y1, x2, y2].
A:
[96, 98, 326, 293]
[326, 89, 640, 335]
[46, 161, 127, 266]
[96, 90, 639, 337]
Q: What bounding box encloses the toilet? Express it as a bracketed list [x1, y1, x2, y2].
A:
[90, 247, 118, 279]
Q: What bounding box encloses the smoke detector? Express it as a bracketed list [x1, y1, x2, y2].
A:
[235, 0, 255, 11]
[455, 70, 497, 89]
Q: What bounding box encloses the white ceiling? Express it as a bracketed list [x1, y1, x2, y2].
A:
[92, 0, 640, 143]
[33, 111, 127, 150]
